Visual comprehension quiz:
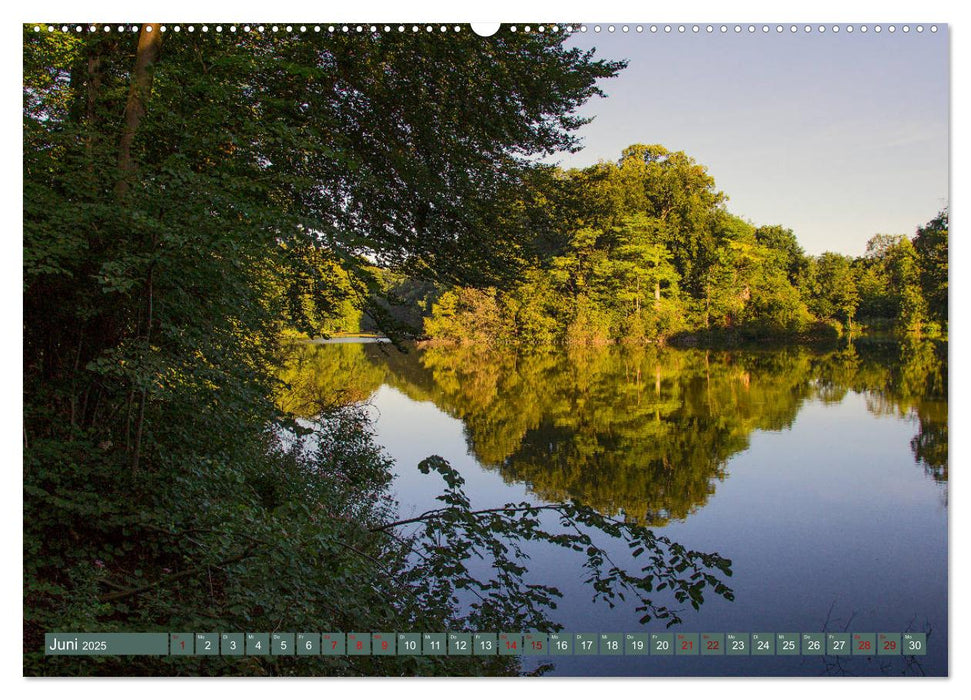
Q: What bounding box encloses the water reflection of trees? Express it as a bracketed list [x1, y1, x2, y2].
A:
[379, 345, 819, 524]
[275, 340, 388, 415]
[814, 338, 947, 485]
[280, 339, 947, 521]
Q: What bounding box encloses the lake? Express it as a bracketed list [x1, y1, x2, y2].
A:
[281, 338, 948, 676]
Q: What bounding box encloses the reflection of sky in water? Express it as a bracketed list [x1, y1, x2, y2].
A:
[368, 385, 946, 676]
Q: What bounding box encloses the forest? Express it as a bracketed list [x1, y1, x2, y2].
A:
[420, 149, 948, 347]
[285, 150, 948, 347]
[22, 23, 947, 676]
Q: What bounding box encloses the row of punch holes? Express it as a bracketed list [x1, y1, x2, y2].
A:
[34, 24, 940, 35]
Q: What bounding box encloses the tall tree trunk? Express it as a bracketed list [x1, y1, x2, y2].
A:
[116, 24, 163, 474]
[115, 24, 162, 199]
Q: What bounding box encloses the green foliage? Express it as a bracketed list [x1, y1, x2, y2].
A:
[24, 24, 657, 676]
[418, 145, 946, 347]
[913, 209, 948, 331]
[855, 227, 942, 337]
[422, 148, 828, 345]
[808, 252, 860, 326]
[755, 225, 810, 288]
[423, 287, 516, 347]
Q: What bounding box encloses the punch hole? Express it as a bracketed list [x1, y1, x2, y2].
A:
[470, 23, 501, 37]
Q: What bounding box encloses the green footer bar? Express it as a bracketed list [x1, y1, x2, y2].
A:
[44, 633, 169, 655]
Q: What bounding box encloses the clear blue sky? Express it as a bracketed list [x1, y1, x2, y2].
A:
[553, 26, 949, 256]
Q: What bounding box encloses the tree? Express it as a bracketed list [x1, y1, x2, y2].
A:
[755, 225, 810, 288]
[857, 234, 928, 334]
[605, 145, 724, 295]
[887, 237, 929, 334]
[913, 209, 948, 331]
[809, 252, 860, 326]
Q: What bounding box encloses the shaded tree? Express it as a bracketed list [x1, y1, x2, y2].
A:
[913, 209, 948, 331]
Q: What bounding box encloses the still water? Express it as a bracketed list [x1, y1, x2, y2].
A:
[283, 339, 947, 676]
